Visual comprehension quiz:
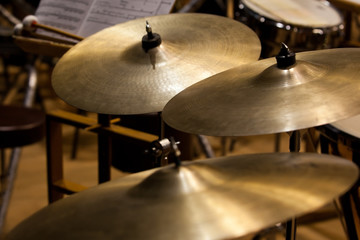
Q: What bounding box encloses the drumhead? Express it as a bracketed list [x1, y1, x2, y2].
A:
[331, 115, 360, 139]
[242, 0, 342, 27]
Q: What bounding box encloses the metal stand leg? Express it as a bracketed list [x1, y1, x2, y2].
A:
[196, 135, 215, 158]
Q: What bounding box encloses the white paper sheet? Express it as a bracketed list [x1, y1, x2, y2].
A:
[35, 0, 175, 37]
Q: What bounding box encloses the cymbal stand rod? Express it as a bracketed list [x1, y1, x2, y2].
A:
[159, 112, 165, 140]
[97, 114, 112, 183]
[289, 130, 301, 153]
[148, 137, 181, 167]
[286, 219, 297, 240]
[170, 137, 181, 168]
[286, 130, 301, 240]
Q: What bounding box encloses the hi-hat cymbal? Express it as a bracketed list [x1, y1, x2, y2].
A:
[163, 47, 360, 136]
[7, 153, 358, 240]
[51, 13, 261, 115]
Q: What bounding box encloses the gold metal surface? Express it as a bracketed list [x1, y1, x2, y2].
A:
[163, 48, 360, 136]
[51, 13, 261, 115]
[7, 153, 358, 240]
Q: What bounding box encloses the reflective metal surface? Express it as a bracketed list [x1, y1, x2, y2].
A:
[236, 0, 344, 57]
[51, 13, 261, 115]
[7, 153, 358, 240]
[163, 48, 360, 136]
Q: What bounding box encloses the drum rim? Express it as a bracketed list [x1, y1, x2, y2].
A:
[237, 0, 344, 31]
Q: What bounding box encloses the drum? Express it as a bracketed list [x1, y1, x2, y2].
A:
[316, 115, 360, 239]
[235, 0, 345, 57]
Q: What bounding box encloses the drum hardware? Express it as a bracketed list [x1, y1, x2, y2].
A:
[142, 21, 162, 52]
[146, 137, 181, 167]
[285, 130, 301, 240]
[6, 152, 358, 240]
[51, 13, 261, 115]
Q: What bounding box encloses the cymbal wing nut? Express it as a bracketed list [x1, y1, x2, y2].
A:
[276, 43, 296, 69]
[142, 33, 162, 52]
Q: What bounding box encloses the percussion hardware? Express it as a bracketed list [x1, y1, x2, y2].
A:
[289, 131, 301, 153]
[286, 219, 297, 240]
[286, 130, 301, 240]
[146, 137, 181, 167]
[170, 136, 182, 167]
[97, 114, 112, 183]
[142, 21, 162, 52]
[276, 43, 296, 69]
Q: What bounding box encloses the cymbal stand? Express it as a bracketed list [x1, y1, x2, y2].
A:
[147, 137, 181, 168]
[286, 130, 301, 240]
[97, 114, 112, 183]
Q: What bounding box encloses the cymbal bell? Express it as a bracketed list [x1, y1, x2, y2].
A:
[163, 47, 360, 136]
[51, 13, 261, 115]
[7, 153, 358, 240]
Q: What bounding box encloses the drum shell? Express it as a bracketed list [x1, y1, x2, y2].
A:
[235, 0, 345, 57]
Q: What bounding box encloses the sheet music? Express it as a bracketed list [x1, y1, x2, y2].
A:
[35, 0, 176, 37]
[35, 0, 94, 35]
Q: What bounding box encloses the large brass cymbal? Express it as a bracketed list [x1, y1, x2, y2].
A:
[7, 153, 358, 240]
[51, 13, 261, 115]
[163, 48, 360, 136]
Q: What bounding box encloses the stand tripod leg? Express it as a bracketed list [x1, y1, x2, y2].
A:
[196, 135, 215, 158]
[286, 218, 297, 240]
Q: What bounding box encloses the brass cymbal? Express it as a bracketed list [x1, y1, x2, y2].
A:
[163, 48, 360, 136]
[51, 13, 261, 115]
[7, 153, 358, 240]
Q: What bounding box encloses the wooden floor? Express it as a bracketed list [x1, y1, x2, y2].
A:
[0, 57, 352, 240]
